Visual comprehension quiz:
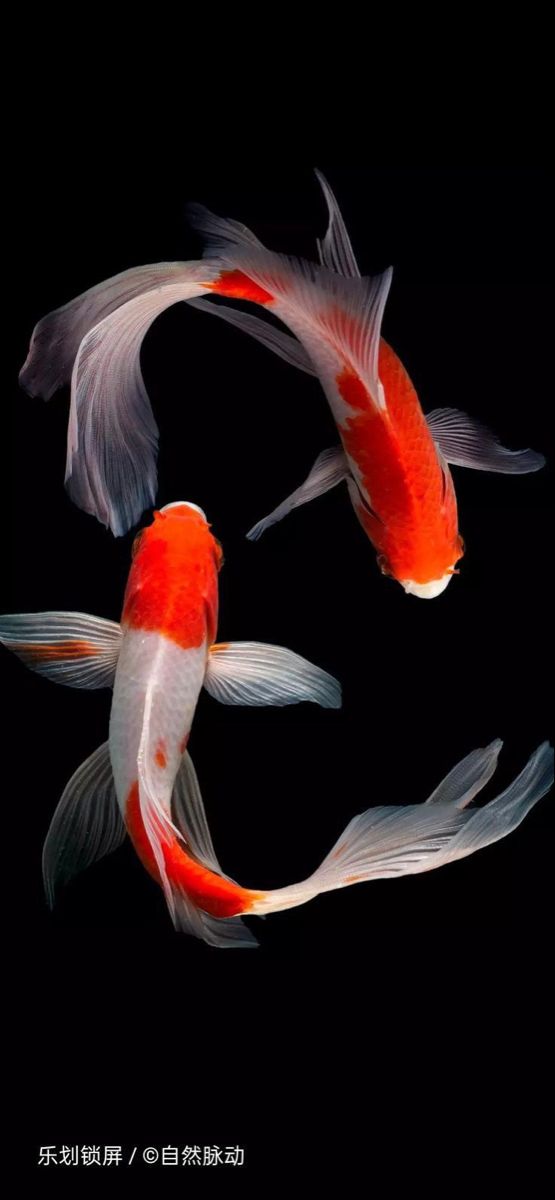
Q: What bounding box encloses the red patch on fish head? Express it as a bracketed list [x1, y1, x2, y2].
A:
[122, 506, 221, 646]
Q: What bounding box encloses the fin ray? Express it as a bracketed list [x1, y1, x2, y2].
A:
[43, 742, 125, 906]
[314, 169, 361, 278]
[0, 612, 122, 688]
[188, 203, 393, 412]
[254, 743, 554, 913]
[205, 641, 341, 709]
[426, 408, 545, 474]
[246, 446, 349, 541]
[65, 269, 219, 535]
[186, 296, 317, 375]
[424, 739, 503, 809]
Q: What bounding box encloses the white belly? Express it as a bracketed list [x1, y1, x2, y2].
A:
[109, 629, 207, 819]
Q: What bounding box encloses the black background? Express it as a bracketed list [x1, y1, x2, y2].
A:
[7, 163, 553, 1172]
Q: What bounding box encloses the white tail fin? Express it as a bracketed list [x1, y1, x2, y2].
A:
[21, 186, 390, 536]
[189, 202, 393, 415]
[186, 297, 317, 376]
[64, 268, 221, 535]
[19, 263, 201, 401]
[251, 742, 553, 915]
[20, 262, 221, 535]
[314, 169, 361, 278]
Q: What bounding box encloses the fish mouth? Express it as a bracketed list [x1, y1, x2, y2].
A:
[160, 501, 207, 520]
[401, 573, 454, 599]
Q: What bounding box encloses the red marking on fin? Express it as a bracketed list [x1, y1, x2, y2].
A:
[12, 639, 101, 662]
[206, 270, 274, 305]
[179, 733, 189, 755]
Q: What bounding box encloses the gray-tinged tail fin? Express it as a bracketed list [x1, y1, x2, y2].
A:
[252, 742, 553, 914]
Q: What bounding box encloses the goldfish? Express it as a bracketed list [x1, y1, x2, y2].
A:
[19, 173, 545, 597]
[0, 500, 341, 947]
[1, 501, 552, 946]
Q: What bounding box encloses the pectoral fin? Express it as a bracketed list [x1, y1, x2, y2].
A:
[247, 446, 350, 541]
[426, 408, 545, 473]
[0, 612, 122, 688]
[205, 642, 341, 709]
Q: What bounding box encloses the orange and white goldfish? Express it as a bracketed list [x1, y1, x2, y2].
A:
[1, 502, 552, 947]
[0, 500, 340, 947]
[19, 173, 545, 596]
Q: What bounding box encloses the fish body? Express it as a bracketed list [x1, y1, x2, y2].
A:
[339, 344, 462, 592]
[110, 502, 262, 919]
[19, 174, 545, 597]
[201, 260, 463, 593]
[2, 533, 552, 942]
[1, 503, 552, 946]
[0, 501, 341, 945]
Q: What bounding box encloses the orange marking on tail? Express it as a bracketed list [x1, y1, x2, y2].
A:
[154, 739, 167, 769]
[124, 781, 262, 918]
[12, 639, 100, 661]
[345, 874, 362, 884]
[210, 642, 230, 653]
[206, 270, 274, 305]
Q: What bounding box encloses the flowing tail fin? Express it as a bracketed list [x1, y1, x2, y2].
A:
[19, 261, 222, 535]
[250, 741, 554, 915]
[19, 262, 205, 402]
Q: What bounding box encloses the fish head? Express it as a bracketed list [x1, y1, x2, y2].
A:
[400, 573, 455, 599]
[131, 501, 224, 570]
[158, 500, 208, 520]
[380, 533, 465, 599]
[398, 536, 465, 599]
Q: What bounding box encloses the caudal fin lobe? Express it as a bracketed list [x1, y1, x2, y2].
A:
[251, 741, 554, 915]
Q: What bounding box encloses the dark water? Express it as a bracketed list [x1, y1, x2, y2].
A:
[7, 164, 553, 1172]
